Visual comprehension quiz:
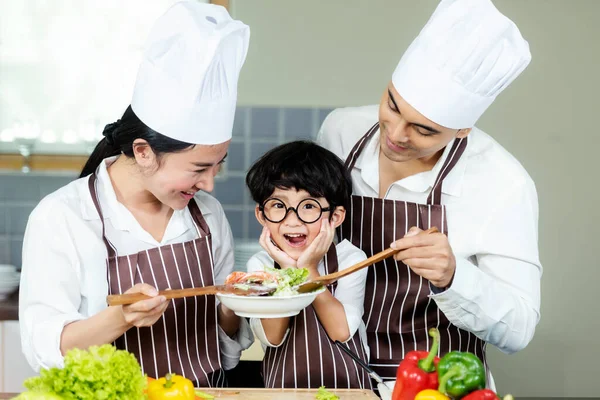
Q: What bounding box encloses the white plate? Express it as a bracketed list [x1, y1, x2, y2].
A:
[216, 287, 326, 318]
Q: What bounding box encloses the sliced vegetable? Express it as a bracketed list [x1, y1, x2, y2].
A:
[195, 390, 215, 399]
[315, 386, 339, 400]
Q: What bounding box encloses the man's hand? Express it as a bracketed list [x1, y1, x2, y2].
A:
[390, 226, 456, 288]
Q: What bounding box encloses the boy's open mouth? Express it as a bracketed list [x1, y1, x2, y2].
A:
[283, 233, 307, 248]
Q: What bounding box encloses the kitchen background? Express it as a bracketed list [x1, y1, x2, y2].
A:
[1, 0, 598, 398]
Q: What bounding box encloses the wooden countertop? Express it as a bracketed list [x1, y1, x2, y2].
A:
[0, 289, 19, 321]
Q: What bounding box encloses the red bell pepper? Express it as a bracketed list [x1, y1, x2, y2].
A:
[391, 327, 441, 400]
[462, 389, 500, 399]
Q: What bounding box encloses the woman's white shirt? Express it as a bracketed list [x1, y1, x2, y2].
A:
[19, 157, 253, 372]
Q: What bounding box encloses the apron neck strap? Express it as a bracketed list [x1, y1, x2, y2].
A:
[343, 122, 380, 172]
[426, 137, 468, 205]
[87, 172, 212, 258]
[88, 173, 117, 258]
[344, 121, 469, 206]
[186, 196, 211, 237]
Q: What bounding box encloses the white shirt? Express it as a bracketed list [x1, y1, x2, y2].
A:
[317, 105, 542, 355]
[19, 157, 253, 372]
[247, 240, 370, 354]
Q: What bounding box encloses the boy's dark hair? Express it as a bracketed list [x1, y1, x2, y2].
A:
[246, 141, 353, 209]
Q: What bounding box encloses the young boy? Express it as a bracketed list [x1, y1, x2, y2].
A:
[244, 141, 372, 390]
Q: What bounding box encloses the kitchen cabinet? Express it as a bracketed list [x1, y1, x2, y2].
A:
[0, 321, 36, 393]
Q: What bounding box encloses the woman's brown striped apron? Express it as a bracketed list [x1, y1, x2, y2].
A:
[88, 173, 224, 387]
[262, 245, 372, 390]
[338, 123, 487, 380]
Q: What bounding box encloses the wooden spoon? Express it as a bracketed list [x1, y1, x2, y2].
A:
[296, 226, 439, 294]
[106, 284, 275, 306]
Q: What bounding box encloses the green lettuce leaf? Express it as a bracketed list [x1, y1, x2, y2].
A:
[23, 344, 145, 400]
[315, 386, 339, 400]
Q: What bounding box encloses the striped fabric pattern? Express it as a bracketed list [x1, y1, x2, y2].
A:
[339, 123, 488, 380]
[262, 245, 373, 389]
[88, 174, 224, 387]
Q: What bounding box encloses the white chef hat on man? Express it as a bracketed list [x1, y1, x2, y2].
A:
[392, 0, 531, 129]
[131, 1, 250, 145]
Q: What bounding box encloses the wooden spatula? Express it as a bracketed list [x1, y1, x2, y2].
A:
[106, 284, 275, 306]
[296, 226, 439, 294]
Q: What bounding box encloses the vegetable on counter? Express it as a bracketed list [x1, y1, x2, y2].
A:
[414, 389, 450, 400]
[436, 351, 486, 398]
[315, 386, 340, 400]
[20, 344, 146, 400]
[195, 389, 216, 399]
[11, 392, 64, 399]
[147, 373, 196, 400]
[391, 327, 441, 400]
[462, 389, 500, 399]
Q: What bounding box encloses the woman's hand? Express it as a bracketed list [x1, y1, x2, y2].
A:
[259, 226, 298, 269]
[120, 283, 169, 328]
[297, 217, 336, 272]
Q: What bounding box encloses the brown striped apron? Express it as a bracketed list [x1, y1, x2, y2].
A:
[338, 123, 487, 380]
[262, 245, 373, 390]
[88, 173, 224, 387]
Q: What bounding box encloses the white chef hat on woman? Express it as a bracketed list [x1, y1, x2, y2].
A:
[131, 1, 250, 144]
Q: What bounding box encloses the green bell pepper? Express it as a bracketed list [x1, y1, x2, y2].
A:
[437, 351, 486, 398]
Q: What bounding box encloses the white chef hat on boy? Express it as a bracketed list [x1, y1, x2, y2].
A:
[131, 1, 250, 144]
[392, 0, 531, 129]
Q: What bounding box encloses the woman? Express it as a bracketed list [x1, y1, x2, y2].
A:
[19, 1, 252, 387]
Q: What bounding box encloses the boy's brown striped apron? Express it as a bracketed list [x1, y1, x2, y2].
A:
[262, 245, 372, 390]
[88, 173, 224, 387]
[338, 123, 487, 380]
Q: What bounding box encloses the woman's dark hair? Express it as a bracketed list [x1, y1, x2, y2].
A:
[79, 106, 194, 178]
[246, 140, 353, 209]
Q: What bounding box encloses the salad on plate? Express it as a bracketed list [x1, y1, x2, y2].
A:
[225, 267, 310, 297]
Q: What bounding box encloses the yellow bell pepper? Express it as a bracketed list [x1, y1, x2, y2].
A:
[415, 389, 451, 400]
[147, 373, 196, 400]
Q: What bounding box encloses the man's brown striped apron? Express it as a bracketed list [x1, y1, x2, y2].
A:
[88, 173, 224, 387]
[338, 123, 487, 380]
[262, 245, 372, 390]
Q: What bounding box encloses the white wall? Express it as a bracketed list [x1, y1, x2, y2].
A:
[232, 0, 600, 397]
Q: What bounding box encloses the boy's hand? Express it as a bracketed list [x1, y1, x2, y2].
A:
[259, 227, 297, 269]
[297, 218, 335, 272]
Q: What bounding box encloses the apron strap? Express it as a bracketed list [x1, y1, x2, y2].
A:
[426, 137, 468, 205]
[186, 196, 212, 237]
[88, 173, 117, 258]
[343, 121, 469, 206]
[87, 172, 213, 258]
[343, 122, 380, 172]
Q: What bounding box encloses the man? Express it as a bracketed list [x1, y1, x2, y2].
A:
[317, 0, 541, 388]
